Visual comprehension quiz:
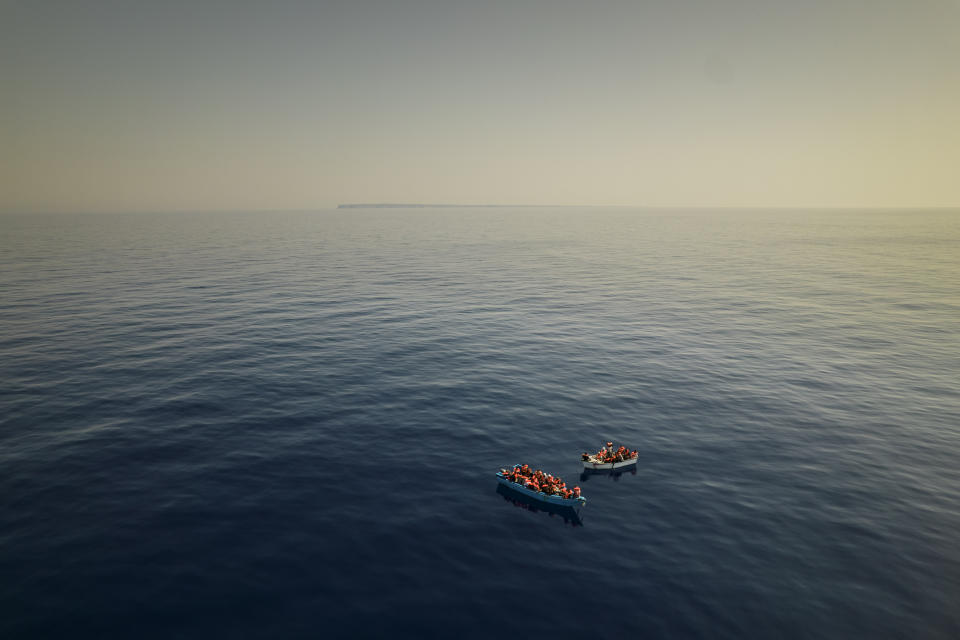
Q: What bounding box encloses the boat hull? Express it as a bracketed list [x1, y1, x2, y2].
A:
[496, 474, 586, 507]
[582, 457, 638, 470]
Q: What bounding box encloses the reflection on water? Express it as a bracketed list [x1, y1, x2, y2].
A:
[579, 467, 638, 483]
[495, 483, 583, 526]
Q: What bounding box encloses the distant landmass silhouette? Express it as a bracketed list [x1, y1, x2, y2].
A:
[337, 203, 551, 209]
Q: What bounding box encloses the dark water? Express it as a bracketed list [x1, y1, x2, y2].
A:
[2, 208, 959, 638]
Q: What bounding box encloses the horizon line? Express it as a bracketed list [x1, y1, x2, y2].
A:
[3, 205, 960, 215]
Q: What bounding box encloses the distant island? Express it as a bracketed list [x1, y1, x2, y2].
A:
[337, 203, 549, 209]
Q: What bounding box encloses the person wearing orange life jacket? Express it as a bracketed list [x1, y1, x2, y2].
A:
[572, 486, 581, 498]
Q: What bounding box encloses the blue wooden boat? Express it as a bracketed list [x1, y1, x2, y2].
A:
[495, 485, 584, 526]
[496, 470, 586, 507]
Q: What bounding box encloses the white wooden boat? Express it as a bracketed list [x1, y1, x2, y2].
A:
[496, 472, 586, 507]
[582, 454, 638, 471]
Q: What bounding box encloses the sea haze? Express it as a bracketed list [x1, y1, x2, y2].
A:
[1, 207, 958, 638]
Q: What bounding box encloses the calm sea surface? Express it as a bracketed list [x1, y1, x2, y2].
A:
[1, 208, 959, 638]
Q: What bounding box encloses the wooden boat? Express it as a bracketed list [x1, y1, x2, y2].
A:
[582, 442, 639, 470]
[581, 454, 638, 471]
[495, 485, 584, 526]
[579, 465, 637, 482]
[496, 470, 586, 507]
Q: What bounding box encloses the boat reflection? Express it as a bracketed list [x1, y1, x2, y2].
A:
[495, 484, 583, 526]
[579, 466, 638, 482]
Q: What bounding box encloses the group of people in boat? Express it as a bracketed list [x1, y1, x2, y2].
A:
[582, 442, 639, 463]
[501, 464, 581, 500]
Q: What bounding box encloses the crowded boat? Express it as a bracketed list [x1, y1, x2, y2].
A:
[581, 441, 639, 469]
[496, 464, 584, 505]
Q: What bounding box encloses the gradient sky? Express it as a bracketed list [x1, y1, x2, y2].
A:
[3, 0, 959, 212]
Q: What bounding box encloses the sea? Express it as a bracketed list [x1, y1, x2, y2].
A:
[1, 207, 958, 638]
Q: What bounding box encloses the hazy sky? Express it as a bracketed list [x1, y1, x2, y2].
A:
[3, 0, 959, 211]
